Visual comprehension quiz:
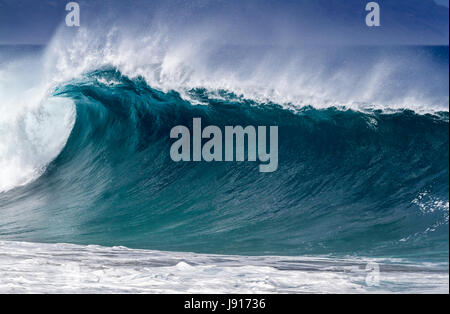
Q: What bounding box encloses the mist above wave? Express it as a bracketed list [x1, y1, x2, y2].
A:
[44, 22, 449, 113]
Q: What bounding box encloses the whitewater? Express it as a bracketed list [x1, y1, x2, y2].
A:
[0, 241, 448, 294]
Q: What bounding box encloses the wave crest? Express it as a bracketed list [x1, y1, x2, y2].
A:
[44, 24, 450, 113]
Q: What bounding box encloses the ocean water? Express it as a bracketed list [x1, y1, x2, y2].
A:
[0, 41, 448, 293]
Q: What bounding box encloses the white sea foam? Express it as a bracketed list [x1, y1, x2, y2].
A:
[0, 241, 447, 294]
[0, 51, 76, 193]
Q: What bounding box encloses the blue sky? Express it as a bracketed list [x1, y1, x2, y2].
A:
[0, 0, 449, 45]
[435, 0, 449, 7]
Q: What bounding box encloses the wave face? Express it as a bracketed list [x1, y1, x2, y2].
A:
[0, 64, 448, 259]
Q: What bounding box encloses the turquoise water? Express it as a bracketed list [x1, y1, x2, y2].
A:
[0, 48, 448, 260]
